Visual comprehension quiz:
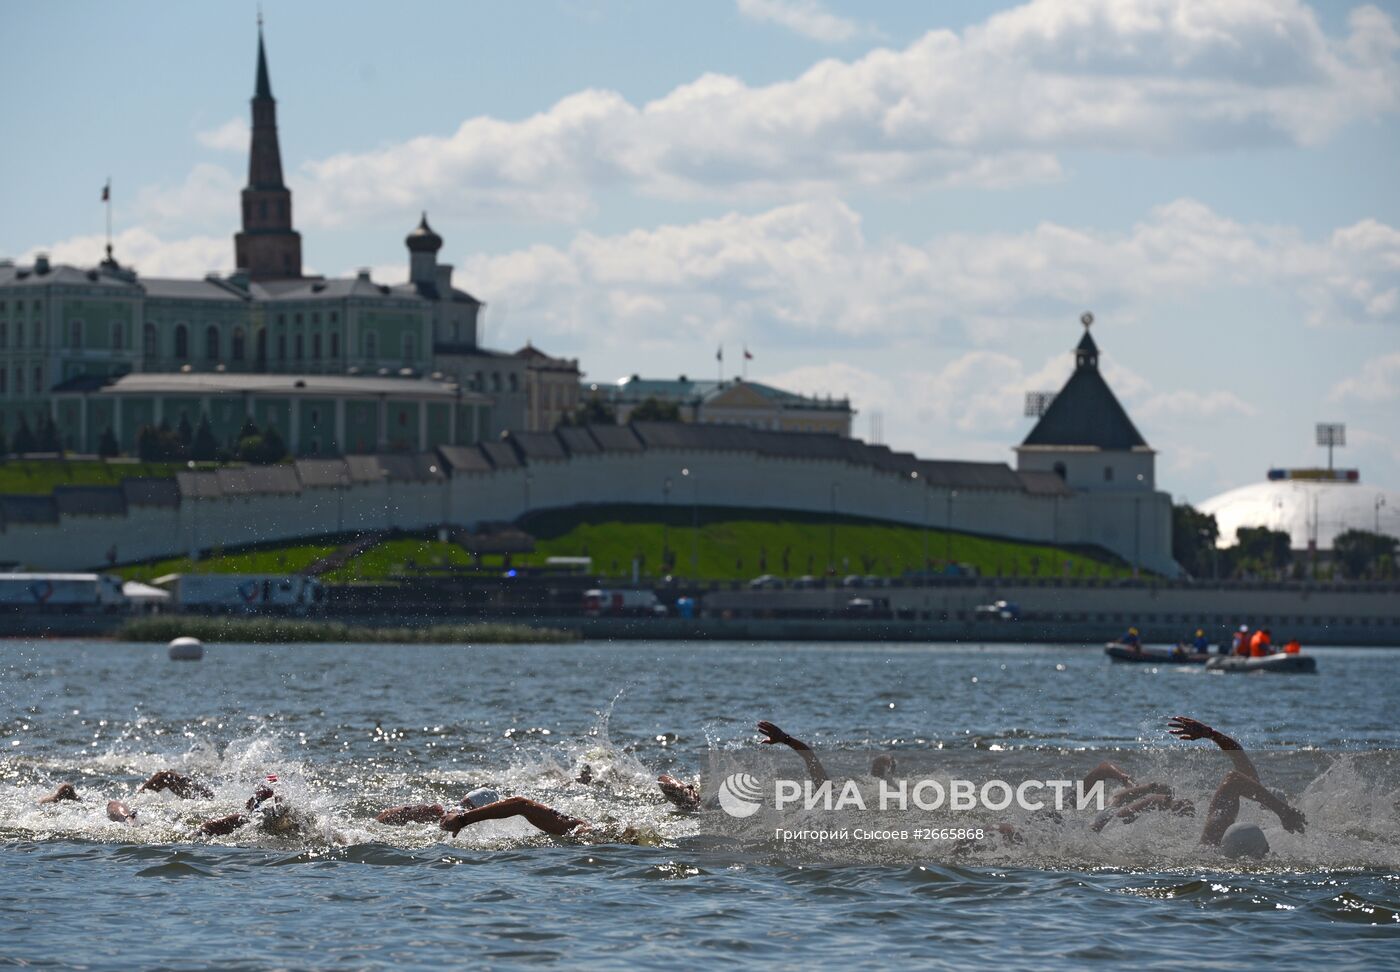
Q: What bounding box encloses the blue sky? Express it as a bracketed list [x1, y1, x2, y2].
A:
[4, 0, 1399, 508]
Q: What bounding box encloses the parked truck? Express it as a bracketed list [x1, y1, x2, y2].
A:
[0, 573, 128, 611]
[155, 574, 324, 615]
[582, 589, 666, 617]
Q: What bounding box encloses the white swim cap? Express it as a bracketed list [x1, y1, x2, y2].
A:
[1220, 822, 1270, 858]
[463, 788, 501, 808]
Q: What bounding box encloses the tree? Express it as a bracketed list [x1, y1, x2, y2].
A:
[11, 414, 36, 454]
[0, 425, 8, 457]
[630, 396, 682, 422]
[1172, 503, 1220, 579]
[136, 423, 187, 462]
[236, 423, 287, 464]
[1229, 525, 1292, 577]
[35, 414, 61, 453]
[97, 426, 120, 459]
[563, 397, 616, 426]
[176, 413, 194, 449]
[237, 417, 260, 441]
[191, 413, 219, 462]
[1332, 529, 1399, 580]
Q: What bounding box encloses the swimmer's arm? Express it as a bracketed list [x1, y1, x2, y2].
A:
[657, 775, 701, 811]
[198, 812, 249, 836]
[139, 770, 213, 800]
[1083, 761, 1133, 789]
[1109, 782, 1171, 807]
[1168, 717, 1260, 781]
[440, 797, 585, 838]
[376, 803, 446, 825]
[757, 721, 829, 786]
[39, 783, 80, 804]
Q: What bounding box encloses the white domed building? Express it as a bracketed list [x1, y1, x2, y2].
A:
[1199, 472, 1399, 550]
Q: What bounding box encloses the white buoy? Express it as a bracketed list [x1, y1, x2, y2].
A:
[168, 636, 205, 661]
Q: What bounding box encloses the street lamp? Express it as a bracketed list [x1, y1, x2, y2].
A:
[911, 471, 928, 577]
[945, 489, 957, 564]
[682, 467, 697, 577]
[662, 476, 673, 571]
[1377, 494, 1387, 535]
[828, 482, 840, 574]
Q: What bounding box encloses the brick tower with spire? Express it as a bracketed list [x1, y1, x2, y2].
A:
[233, 20, 303, 281]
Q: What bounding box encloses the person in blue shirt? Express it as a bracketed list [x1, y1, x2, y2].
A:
[1119, 627, 1142, 649]
[1190, 628, 1210, 653]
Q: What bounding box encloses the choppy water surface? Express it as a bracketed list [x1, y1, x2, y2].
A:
[2, 640, 1397, 969]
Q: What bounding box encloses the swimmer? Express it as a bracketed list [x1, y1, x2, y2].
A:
[758, 720, 898, 786]
[1167, 715, 1306, 857]
[198, 778, 297, 837]
[376, 787, 502, 826]
[439, 796, 588, 838]
[38, 783, 80, 804]
[138, 770, 213, 800]
[106, 800, 138, 824]
[1085, 760, 1194, 833]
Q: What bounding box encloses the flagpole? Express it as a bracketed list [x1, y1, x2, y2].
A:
[742, 346, 748, 380]
[716, 345, 723, 385]
[104, 177, 112, 255]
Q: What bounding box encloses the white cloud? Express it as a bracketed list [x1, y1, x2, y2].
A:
[21, 229, 230, 279]
[1329, 352, 1400, 403]
[735, 0, 872, 43]
[455, 197, 1400, 365]
[290, 0, 1399, 225]
[196, 117, 248, 153]
[1138, 389, 1259, 420]
[132, 164, 242, 236]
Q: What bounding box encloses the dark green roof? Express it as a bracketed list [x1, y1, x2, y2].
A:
[1021, 335, 1147, 450]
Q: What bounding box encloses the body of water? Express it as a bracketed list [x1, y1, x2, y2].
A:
[2, 640, 1397, 969]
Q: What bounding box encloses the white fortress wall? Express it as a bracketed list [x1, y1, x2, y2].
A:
[0, 431, 1176, 573]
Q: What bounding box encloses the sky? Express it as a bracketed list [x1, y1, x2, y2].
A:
[3, 0, 1399, 505]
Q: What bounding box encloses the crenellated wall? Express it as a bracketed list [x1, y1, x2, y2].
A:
[0, 423, 1177, 574]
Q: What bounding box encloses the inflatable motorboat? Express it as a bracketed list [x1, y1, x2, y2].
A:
[1105, 643, 1211, 665]
[1206, 653, 1316, 674]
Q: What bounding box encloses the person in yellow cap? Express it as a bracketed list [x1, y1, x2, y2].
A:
[1119, 626, 1142, 651]
[1190, 628, 1210, 653]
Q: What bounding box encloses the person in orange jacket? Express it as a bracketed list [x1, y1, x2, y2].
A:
[1231, 625, 1250, 656]
[1283, 638, 1302, 655]
[1249, 628, 1273, 657]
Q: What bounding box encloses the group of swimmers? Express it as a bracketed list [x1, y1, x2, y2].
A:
[34, 713, 1304, 859]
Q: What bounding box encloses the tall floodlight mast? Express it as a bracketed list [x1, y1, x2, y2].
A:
[1316, 422, 1346, 471]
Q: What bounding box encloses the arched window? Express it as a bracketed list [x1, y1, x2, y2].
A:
[312, 333, 322, 359]
[402, 333, 416, 363]
[329, 333, 339, 359]
[508, 373, 518, 393]
[231, 327, 246, 362]
[294, 334, 304, 360]
[143, 324, 157, 357]
[205, 326, 220, 361]
[277, 335, 287, 361]
[33, 365, 43, 394]
[112, 321, 124, 350]
[15, 367, 23, 395]
[364, 332, 378, 359]
[70, 320, 82, 349]
[0, 322, 8, 348]
[174, 324, 189, 360]
[15, 321, 23, 349]
[32, 321, 41, 347]
[0, 369, 6, 394]
[256, 329, 267, 367]
[491, 373, 502, 392]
